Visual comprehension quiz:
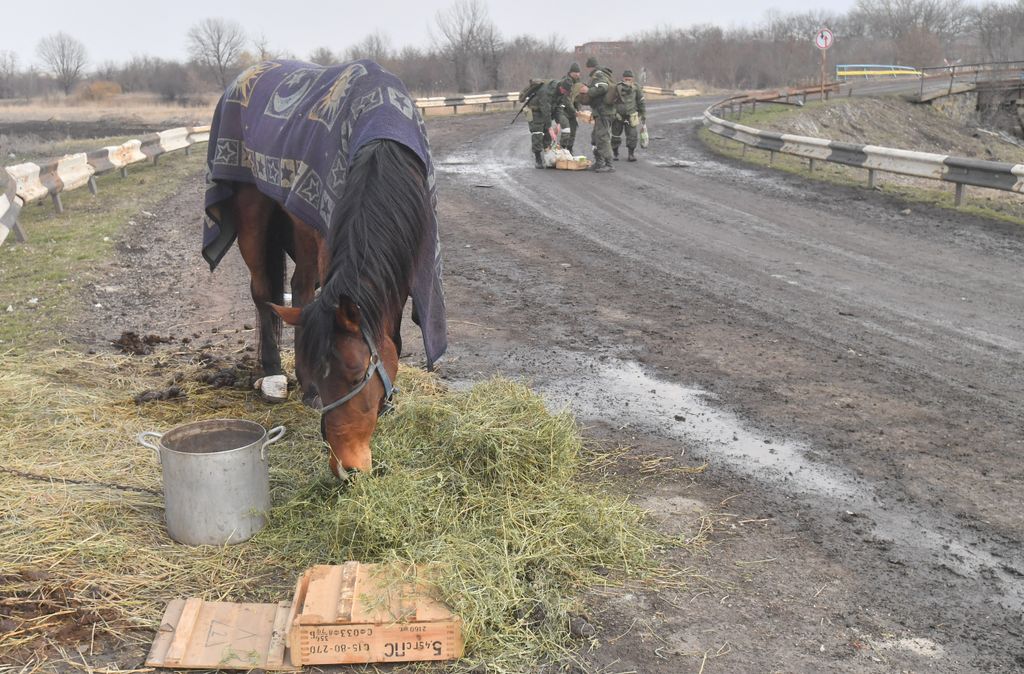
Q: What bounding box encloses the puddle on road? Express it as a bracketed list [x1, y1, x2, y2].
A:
[541, 358, 863, 500]
[535, 355, 1024, 610]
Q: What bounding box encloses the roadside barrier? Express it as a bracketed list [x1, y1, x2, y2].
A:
[836, 64, 921, 78]
[0, 125, 210, 247]
[415, 92, 519, 113]
[703, 92, 1024, 205]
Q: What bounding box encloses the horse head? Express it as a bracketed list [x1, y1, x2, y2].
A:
[274, 296, 399, 476]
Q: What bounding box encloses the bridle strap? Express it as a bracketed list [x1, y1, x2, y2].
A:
[319, 325, 398, 419]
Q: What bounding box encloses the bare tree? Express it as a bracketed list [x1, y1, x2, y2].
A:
[36, 33, 87, 95]
[0, 50, 18, 99]
[309, 47, 336, 65]
[478, 22, 503, 90]
[434, 0, 490, 92]
[253, 33, 275, 62]
[344, 31, 393, 62]
[187, 18, 247, 88]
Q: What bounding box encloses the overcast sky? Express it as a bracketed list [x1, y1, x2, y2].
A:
[9, 0, 859, 67]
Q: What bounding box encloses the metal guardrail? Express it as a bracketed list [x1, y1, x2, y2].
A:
[413, 85, 702, 113]
[414, 92, 519, 112]
[837, 64, 921, 78]
[702, 92, 1024, 206]
[0, 125, 210, 247]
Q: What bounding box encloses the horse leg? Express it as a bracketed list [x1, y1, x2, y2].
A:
[284, 212, 325, 407]
[233, 185, 288, 401]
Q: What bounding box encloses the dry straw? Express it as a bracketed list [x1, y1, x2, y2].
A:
[0, 349, 691, 672]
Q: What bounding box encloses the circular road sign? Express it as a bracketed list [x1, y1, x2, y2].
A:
[815, 28, 834, 50]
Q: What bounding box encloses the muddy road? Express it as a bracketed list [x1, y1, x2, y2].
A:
[91, 98, 1023, 672]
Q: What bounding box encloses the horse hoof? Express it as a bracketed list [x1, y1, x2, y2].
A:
[254, 374, 289, 403]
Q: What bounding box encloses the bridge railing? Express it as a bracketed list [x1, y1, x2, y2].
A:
[915, 60, 1024, 99]
[836, 64, 921, 79]
[703, 90, 1024, 206]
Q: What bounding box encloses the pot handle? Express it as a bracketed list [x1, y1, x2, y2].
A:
[262, 425, 286, 460]
[137, 431, 163, 458]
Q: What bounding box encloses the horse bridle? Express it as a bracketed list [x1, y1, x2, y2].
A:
[319, 325, 398, 438]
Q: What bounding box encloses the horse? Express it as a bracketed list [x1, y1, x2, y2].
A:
[201, 59, 447, 476]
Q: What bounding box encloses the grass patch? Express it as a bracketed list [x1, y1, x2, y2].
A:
[699, 121, 1024, 226]
[0, 149, 204, 349]
[0, 350, 693, 672]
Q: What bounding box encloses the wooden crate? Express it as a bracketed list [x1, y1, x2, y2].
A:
[555, 158, 591, 170]
[288, 562, 464, 665]
[147, 598, 298, 670]
[146, 562, 462, 669]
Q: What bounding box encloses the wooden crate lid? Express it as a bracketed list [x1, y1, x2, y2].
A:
[146, 598, 299, 671]
[294, 562, 458, 627]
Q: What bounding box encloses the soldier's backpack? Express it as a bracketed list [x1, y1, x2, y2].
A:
[518, 78, 546, 103]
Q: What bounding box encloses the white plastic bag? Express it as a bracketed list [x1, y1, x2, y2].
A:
[639, 123, 650, 149]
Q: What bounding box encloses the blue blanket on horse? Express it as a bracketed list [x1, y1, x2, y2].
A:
[202, 59, 446, 367]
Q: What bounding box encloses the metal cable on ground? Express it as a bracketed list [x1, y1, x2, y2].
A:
[0, 465, 162, 496]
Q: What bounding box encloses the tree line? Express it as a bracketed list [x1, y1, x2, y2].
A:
[1, 0, 1022, 102]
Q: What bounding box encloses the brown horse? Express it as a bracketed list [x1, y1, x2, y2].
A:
[230, 139, 433, 475]
[203, 60, 446, 476]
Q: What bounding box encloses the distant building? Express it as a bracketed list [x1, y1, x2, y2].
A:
[574, 41, 634, 61]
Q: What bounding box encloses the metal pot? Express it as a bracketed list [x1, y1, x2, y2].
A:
[138, 419, 285, 546]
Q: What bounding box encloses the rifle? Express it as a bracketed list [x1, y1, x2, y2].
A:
[510, 93, 537, 125]
[510, 80, 545, 125]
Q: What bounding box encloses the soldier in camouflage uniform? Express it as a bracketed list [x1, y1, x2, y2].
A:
[558, 62, 583, 154]
[521, 78, 570, 168]
[611, 69, 646, 162]
[584, 56, 615, 173]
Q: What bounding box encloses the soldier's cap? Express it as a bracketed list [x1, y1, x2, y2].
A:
[569, 62, 581, 74]
[585, 56, 599, 68]
[623, 69, 634, 78]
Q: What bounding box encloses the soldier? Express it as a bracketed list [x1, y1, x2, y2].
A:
[584, 56, 615, 173]
[558, 62, 584, 154]
[519, 78, 569, 168]
[611, 69, 646, 162]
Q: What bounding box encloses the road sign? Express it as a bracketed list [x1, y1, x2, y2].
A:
[815, 28, 834, 50]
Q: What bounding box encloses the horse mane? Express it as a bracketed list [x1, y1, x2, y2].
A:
[298, 139, 429, 371]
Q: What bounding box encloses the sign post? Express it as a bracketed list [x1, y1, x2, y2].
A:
[814, 28, 834, 100]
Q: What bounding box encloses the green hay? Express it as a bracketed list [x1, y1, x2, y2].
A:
[0, 349, 685, 672]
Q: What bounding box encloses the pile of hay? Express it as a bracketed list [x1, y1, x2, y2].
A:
[0, 349, 677, 671]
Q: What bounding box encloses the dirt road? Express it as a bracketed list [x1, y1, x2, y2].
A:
[92, 98, 1024, 672]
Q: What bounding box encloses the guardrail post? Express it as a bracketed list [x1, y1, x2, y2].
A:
[453, 105, 458, 115]
[752, 101, 757, 113]
[153, 154, 160, 165]
[482, 103, 488, 112]
[955, 183, 965, 206]
[12, 220, 27, 243]
[809, 158, 816, 172]
[51, 193, 63, 214]
[867, 168, 876, 189]
[87, 176, 98, 195]
[769, 150, 776, 166]
[185, 145, 191, 156]
[120, 167, 128, 178]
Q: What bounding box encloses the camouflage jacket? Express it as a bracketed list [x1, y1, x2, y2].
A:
[528, 79, 569, 119]
[586, 67, 613, 111]
[614, 82, 646, 119]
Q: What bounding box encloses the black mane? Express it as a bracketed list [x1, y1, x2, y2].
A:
[298, 139, 430, 371]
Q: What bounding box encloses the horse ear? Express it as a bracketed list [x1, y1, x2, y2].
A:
[271, 304, 303, 326]
[334, 296, 361, 334]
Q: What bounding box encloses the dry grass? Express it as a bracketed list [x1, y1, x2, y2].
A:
[0, 92, 215, 126]
[0, 349, 702, 673]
